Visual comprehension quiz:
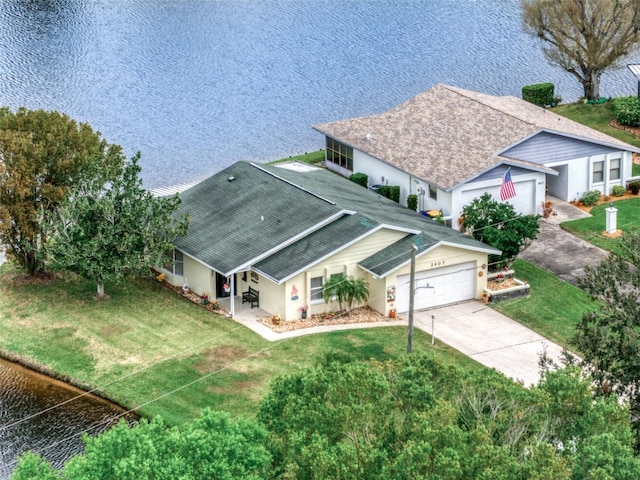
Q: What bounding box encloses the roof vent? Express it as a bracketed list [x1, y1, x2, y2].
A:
[366, 133, 373, 140]
[228, 176, 235, 182]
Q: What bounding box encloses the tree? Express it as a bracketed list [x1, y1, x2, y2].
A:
[0, 107, 124, 274]
[321, 274, 369, 312]
[43, 154, 188, 297]
[572, 229, 640, 436]
[459, 193, 539, 268]
[521, 0, 640, 100]
[12, 410, 271, 479]
[257, 355, 640, 479]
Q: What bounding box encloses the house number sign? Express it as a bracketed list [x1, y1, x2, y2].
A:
[430, 260, 445, 268]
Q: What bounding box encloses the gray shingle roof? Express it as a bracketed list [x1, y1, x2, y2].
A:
[174, 162, 345, 275]
[256, 163, 499, 281]
[314, 84, 639, 190]
[175, 161, 499, 280]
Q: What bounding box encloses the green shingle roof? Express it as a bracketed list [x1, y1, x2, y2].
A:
[174, 162, 345, 275]
[174, 161, 499, 280]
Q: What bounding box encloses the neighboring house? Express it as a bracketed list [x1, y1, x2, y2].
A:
[314, 84, 640, 229]
[159, 161, 499, 320]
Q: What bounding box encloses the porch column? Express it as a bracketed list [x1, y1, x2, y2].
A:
[230, 275, 235, 317]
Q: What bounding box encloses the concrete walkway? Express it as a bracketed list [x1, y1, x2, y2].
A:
[231, 300, 567, 387]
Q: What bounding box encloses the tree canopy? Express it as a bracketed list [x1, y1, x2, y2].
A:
[43, 154, 188, 297]
[0, 107, 124, 274]
[11, 410, 271, 480]
[12, 356, 640, 479]
[459, 193, 539, 269]
[573, 228, 640, 443]
[521, 0, 640, 100]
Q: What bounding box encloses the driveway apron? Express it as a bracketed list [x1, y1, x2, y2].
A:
[413, 301, 567, 387]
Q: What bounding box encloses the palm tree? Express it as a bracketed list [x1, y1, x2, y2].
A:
[346, 277, 369, 311]
[322, 274, 369, 313]
[322, 273, 350, 311]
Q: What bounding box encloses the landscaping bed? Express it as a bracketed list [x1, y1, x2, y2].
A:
[484, 270, 530, 302]
[258, 306, 394, 333]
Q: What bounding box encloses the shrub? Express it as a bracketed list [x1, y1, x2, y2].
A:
[612, 185, 626, 197]
[629, 181, 640, 195]
[614, 96, 640, 127]
[522, 82, 554, 107]
[389, 185, 400, 203]
[349, 172, 368, 188]
[377, 185, 400, 203]
[581, 190, 601, 206]
[407, 193, 418, 211]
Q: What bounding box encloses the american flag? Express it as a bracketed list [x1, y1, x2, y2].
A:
[500, 168, 516, 201]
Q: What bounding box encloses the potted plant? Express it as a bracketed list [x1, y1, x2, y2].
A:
[301, 305, 308, 319]
[496, 272, 505, 283]
[200, 293, 209, 305]
[223, 282, 230, 293]
[271, 314, 281, 325]
[389, 306, 396, 319]
[211, 300, 220, 311]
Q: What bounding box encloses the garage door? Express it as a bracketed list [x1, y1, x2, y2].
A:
[395, 262, 476, 313]
[461, 180, 536, 215]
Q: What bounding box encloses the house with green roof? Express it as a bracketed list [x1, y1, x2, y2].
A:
[314, 84, 640, 229]
[159, 161, 499, 321]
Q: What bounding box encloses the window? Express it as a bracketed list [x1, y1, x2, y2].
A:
[592, 161, 604, 183]
[429, 184, 437, 200]
[165, 250, 184, 276]
[310, 276, 324, 303]
[610, 158, 621, 181]
[326, 137, 353, 171]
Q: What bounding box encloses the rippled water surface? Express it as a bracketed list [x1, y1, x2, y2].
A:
[1, 0, 639, 189]
[1, 0, 640, 475]
[0, 358, 136, 479]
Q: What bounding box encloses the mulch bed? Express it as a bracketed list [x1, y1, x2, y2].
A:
[258, 306, 394, 333]
[486, 278, 521, 291]
[155, 276, 229, 315]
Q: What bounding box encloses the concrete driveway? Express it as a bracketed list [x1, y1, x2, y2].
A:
[518, 197, 608, 285]
[235, 300, 570, 387]
[413, 301, 568, 387]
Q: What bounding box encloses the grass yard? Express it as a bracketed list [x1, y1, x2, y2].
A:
[491, 259, 599, 351]
[561, 197, 640, 259]
[268, 149, 325, 165]
[552, 101, 640, 149]
[0, 263, 478, 426]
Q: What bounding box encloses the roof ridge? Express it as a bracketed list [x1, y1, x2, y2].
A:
[440, 84, 544, 131]
[250, 163, 336, 205]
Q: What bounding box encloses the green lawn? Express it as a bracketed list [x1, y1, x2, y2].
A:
[0, 263, 477, 425]
[561, 197, 640, 258]
[552, 101, 640, 149]
[491, 259, 599, 351]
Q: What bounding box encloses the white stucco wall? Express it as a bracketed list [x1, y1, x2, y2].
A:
[546, 151, 629, 202]
[450, 171, 546, 230]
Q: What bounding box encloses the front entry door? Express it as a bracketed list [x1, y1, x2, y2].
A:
[215, 272, 236, 298]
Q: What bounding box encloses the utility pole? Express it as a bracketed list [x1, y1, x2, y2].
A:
[407, 244, 417, 354]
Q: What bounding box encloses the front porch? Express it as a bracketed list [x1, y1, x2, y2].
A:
[216, 295, 270, 322]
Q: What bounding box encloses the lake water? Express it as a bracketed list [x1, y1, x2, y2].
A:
[1, 0, 640, 476]
[0, 358, 137, 479]
[1, 0, 639, 190]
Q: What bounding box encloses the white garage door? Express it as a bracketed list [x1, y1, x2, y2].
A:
[461, 180, 536, 216]
[395, 262, 476, 313]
